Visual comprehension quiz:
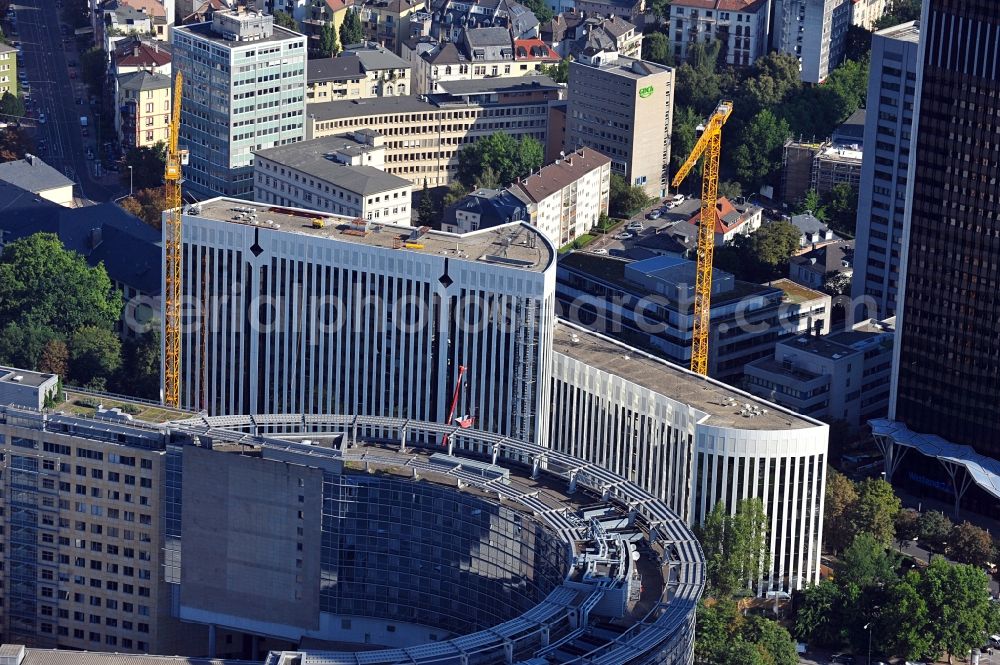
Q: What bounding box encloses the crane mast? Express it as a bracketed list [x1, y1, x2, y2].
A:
[163, 72, 184, 407]
[670, 100, 733, 376]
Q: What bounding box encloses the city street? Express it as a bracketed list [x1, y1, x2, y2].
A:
[11, 0, 119, 202]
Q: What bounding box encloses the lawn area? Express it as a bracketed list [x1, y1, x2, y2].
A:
[559, 233, 596, 254]
[54, 389, 192, 423]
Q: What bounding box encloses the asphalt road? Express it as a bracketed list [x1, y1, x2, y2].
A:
[12, 0, 118, 202]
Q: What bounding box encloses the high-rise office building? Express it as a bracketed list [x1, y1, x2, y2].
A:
[874, 0, 1000, 517]
[167, 197, 556, 444]
[851, 22, 919, 320]
[173, 9, 307, 198]
[564, 47, 674, 199]
[774, 0, 852, 83]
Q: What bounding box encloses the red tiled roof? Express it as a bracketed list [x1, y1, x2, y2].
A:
[325, 0, 355, 12]
[514, 38, 559, 61]
[114, 39, 171, 68]
[687, 197, 745, 235]
[120, 0, 166, 17]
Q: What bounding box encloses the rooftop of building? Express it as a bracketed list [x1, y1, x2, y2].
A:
[767, 278, 826, 305]
[187, 197, 554, 272]
[877, 19, 920, 43]
[465, 25, 512, 47]
[790, 239, 854, 274]
[307, 43, 410, 82]
[433, 74, 562, 95]
[509, 148, 610, 204]
[308, 94, 435, 121]
[0, 154, 74, 193]
[422, 41, 466, 64]
[254, 137, 411, 195]
[176, 16, 303, 46]
[113, 35, 172, 67]
[0, 644, 257, 665]
[832, 108, 866, 143]
[513, 37, 559, 60]
[553, 321, 819, 430]
[0, 366, 55, 389]
[0, 42, 16, 55]
[687, 196, 761, 234]
[789, 212, 831, 236]
[571, 53, 671, 79]
[51, 388, 194, 424]
[775, 319, 894, 361]
[117, 69, 172, 92]
[817, 141, 863, 162]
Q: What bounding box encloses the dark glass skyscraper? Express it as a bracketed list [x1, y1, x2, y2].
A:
[891, 0, 1000, 457]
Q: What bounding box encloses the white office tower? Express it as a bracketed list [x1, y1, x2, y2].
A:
[774, 0, 853, 83]
[166, 198, 556, 443]
[173, 9, 307, 198]
[549, 322, 830, 593]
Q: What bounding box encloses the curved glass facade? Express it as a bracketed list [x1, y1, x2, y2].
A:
[319, 474, 567, 633]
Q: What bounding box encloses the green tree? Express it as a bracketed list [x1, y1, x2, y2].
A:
[642, 32, 672, 66]
[0, 90, 25, 119]
[118, 330, 159, 399]
[917, 510, 953, 551]
[339, 10, 363, 47]
[0, 126, 30, 162]
[318, 20, 339, 57]
[541, 57, 570, 83]
[794, 579, 844, 647]
[750, 220, 801, 271]
[874, 0, 922, 30]
[742, 614, 798, 665]
[0, 321, 59, 370]
[69, 326, 122, 390]
[882, 569, 934, 660]
[837, 533, 899, 592]
[948, 521, 995, 568]
[905, 558, 999, 662]
[894, 508, 920, 543]
[647, 0, 670, 19]
[673, 41, 723, 113]
[518, 0, 553, 24]
[671, 105, 702, 177]
[717, 180, 742, 200]
[80, 46, 108, 98]
[844, 24, 873, 62]
[741, 52, 802, 111]
[850, 477, 900, 548]
[794, 189, 827, 220]
[121, 187, 168, 229]
[823, 183, 859, 237]
[124, 143, 167, 190]
[733, 109, 791, 191]
[608, 173, 652, 218]
[697, 498, 770, 597]
[272, 10, 298, 31]
[417, 182, 435, 226]
[456, 133, 543, 189]
[0, 233, 122, 338]
[442, 180, 469, 209]
[822, 271, 852, 297]
[697, 599, 797, 665]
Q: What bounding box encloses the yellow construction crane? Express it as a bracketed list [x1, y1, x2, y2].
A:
[670, 100, 733, 376]
[163, 72, 185, 407]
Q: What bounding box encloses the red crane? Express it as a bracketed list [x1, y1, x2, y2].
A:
[441, 365, 473, 447]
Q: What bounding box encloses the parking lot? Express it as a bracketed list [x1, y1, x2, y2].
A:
[585, 196, 705, 256]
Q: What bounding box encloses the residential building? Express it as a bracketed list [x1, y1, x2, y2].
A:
[111, 37, 172, 78]
[781, 138, 863, 203]
[550, 321, 829, 592]
[744, 316, 895, 427]
[686, 196, 763, 246]
[305, 42, 410, 102]
[0, 399, 205, 654]
[850, 22, 918, 319]
[565, 48, 674, 199]
[849, 0, 887, 30]
[789, 239, 853, 290]
[0, 155, 75, 207]
[403, 27, 554, 95]
[0, 43, 17, 96]
[180, 0, 228, 24]
[542, 13, 642, 60]
[831, 107, 866, 147]
[774, 0, 852, 83]
[789, 211, 837, 247]
[101, 2, 159, 48]
[427, 0, 539, 44]
[253, 131, 413, 225]
[115, 71, 172, 151]
[306, 75, 563, 187]
[357, 0, 426, 54]
[297, 0, 355, 52]
[667, 0, 771, 67]
[442, 187, 527, 233]
[875, 0, 1000, 519]
[572, 0, 644, 23]
[173, 9, 307, 198]
[556, 253, 830, 381]
[508, 148, 611, 247]
[168, 197, 556, 444]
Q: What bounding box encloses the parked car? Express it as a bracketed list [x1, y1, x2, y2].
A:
[831, 655, 855, 665]
[38, 112, 46, 124]
[627, 221, 644, 232]
[646, 210, 661, 220]
[613, 232, 634, 241]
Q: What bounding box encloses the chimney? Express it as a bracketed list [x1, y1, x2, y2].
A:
[25, 153, 34, 165]
[134, 45, 139, 56]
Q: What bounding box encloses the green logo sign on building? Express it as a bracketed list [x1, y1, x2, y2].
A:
[638, 86, 654, 98]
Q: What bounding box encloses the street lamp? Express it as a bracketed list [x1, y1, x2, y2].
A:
[864, 622, 873, 665]
[127, 165, 133, 196]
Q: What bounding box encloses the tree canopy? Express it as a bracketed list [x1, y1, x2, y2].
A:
[823, 469, 860, 555]
[120, 187, 167, 229]
[518, 0, 553, 24]
[609, 173, 652, 218]
[0, 91, 25, 120]
[697, 600, 797, 665]
[948, 521, 995, 568]
[339, 10, 363, 47]
[714, 220, 801, 282]
[456, 132, 543, 190]
[697, 498, 770, 597]
[540, 57, 569, 83]
[642, 33, 672, 66]
[318, 20, 339, 58]
[0, 126, 30, 163]
[851, 477, 901, 548]
[272, 10, 298, 31]
[124, 143, 167, 191]
[732, 109, 790, 191]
